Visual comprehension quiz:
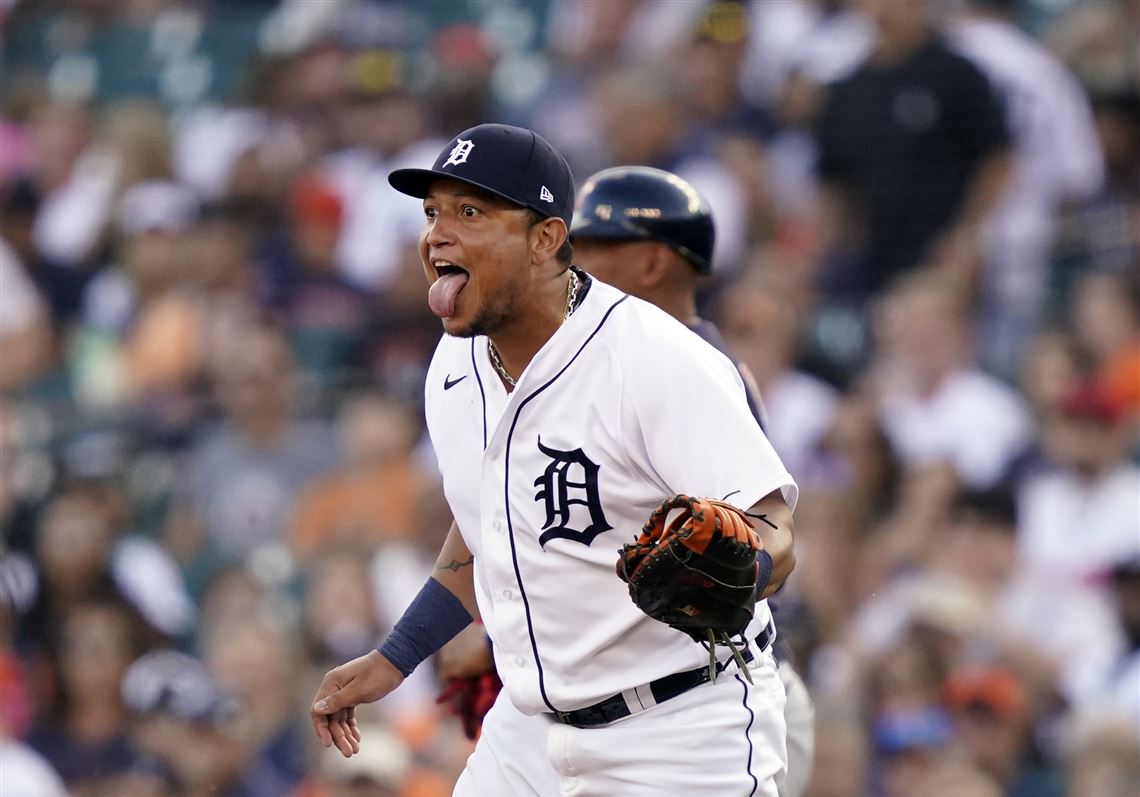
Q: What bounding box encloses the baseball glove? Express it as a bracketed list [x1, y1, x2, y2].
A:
[616, 495, 764, 680]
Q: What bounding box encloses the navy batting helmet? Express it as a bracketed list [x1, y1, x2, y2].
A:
[571, 166, 716, 273]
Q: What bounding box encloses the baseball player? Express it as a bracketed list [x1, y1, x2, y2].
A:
[310, 124, 799, 796]
[434, 165, 816, 797]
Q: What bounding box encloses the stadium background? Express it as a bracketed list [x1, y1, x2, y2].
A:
[0, 0, 1137, 795]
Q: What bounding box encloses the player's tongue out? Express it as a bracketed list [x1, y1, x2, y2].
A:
[428, 271, 470, 319]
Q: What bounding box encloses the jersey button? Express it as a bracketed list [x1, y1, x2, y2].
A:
[493, 520, 503, 532]
[502, 589, 513, 601]
[514, 656, 526, 668]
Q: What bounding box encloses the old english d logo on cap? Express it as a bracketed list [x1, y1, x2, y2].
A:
[443, 138, 474, 168]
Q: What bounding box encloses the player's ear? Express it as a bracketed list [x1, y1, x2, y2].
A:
[529, 217, 568, 266]
[642, 243, 673, 288]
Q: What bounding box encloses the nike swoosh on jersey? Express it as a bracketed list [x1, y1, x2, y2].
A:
[444, 374, 468, 390]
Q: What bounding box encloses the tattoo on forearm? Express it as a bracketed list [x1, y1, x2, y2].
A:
[745, 512, 778, 530]
[437, 555, 474, 573]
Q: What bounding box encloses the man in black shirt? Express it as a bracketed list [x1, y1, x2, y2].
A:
[815, 0, 1011, 300]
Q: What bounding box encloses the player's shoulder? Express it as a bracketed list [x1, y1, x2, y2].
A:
[592, 282, 736, 374]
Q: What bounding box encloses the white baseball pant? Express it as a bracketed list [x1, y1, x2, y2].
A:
[454, 650, 788, 796]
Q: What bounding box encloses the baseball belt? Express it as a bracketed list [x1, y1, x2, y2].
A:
[552, 622, 774, 729]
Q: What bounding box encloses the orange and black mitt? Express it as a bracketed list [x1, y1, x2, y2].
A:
[617, 495, 765, 676]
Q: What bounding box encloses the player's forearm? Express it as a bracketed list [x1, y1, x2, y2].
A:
[746, 490, 795, 598]
[432, 520, 480, 618]
[376, 522, 477, 678]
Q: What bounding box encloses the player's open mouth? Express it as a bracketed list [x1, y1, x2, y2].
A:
[429, 261, 470, 319]
[433, 261, 467, 277]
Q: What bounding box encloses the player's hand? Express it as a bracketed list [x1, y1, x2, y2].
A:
[436, 623, 494, 680]
[310, 650, 404, 757]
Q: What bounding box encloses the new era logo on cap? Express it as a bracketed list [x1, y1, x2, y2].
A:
[387, 124, 575, 227]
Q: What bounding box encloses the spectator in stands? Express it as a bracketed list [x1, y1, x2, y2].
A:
[73, 179, 201, 410]
[813, 0, 1011, 301]
[163, 321, 337, 595]
[1018, 378, 1140, 585]
[814, 394, 902, 525]
[35, 100, 175, 269]
[931, 487, 1123, 705]
[319, 59, 442, 294]
[870, 272, 1033, 489]
[871, 703, 954, 797]
[1070, 270, 1140, 427]
[948, 0, 1104, 376]
[122, 649, 246, 797]
[27, 600, 144, 794]
[301, 547, 386, 669]
[14, 484, 168, 657]
[942, 665, 1063, 797]
[279, 175, 373, 389]
[679, 1, 774, 142]
[593, 63, 751, 272]
[289, 390, 428, 562]
[181, 199, 267, 395]
[201, 606, 307, 797]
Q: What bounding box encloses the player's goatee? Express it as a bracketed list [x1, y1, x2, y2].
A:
[443, 289, 516, 339]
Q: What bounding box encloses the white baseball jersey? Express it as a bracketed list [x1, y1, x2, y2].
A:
[424, 276, 798, 716]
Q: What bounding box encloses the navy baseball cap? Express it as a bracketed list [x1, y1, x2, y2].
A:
[388, 124, 575, 227]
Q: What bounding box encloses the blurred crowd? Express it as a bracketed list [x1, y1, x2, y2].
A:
[0, 0, 1138, 796]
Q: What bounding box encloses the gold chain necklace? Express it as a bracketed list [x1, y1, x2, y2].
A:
[488, 270, 580, 389]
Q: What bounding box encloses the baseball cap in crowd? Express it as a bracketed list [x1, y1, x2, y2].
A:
[117, 180, 199, 237]
[943, 666, 1028, 723]
[1058, 378, 1122, 425]
[388, 124, 575, 227]
[873, 707, 953, 756]
[121, 649, 238, 726]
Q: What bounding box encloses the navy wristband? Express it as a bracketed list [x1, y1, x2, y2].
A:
[378, 577, 473, 677]
[756, 549, 775, 598]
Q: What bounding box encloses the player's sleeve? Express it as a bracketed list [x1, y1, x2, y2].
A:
[619, 316, 798, 512]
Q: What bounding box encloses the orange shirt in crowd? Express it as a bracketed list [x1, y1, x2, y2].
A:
[289, 460, 428, 561]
